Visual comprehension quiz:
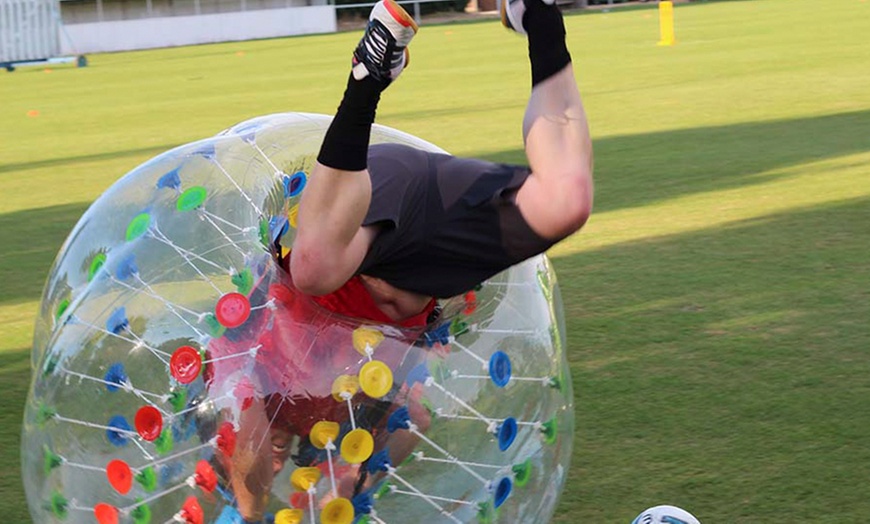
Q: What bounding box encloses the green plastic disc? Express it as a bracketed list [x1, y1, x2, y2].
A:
[449, 318, 469, 337]
[512, 459, 533, 488]
[43, 446, 62, 474]
[259, 218, 270, 248]
[169, 388, 188, 413]
[232, 268, 254, 295]
[37, 403, 56, 426]
[42, 355, 59, 377]
[204, 313, 227, 338]
[477, 501, 496, 524]
[50, 491, 68, 519]
[131, 500, 152, 524]
[135, 467, 157, 493]
[88, 253, 107, 282]
[541, 417, 558, 445]
[177, 186, 208, 212]
[55, 299, 70, 321]
[154, 428, 174, 455]
[125, 213, 151, 242]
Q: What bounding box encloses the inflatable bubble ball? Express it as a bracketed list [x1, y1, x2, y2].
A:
[22, 113, 574, 524]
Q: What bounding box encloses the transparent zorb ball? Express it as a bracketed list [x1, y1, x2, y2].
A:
[23, 113, 574, 524]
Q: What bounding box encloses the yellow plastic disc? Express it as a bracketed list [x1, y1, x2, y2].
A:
[275, 508, 304, 524]
[352, 327, 384, 355]
[290, 467, 321, 492]
[288, 203, 300, 229]
[359, 360, 393, 398]
[340, 428, 374, 464]
[331, 374, 359, 402]
[309, 421, 340, 450]
[320, 498, 354, 524]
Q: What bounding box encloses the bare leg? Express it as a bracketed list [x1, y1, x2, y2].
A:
[516, 64, 594, 240]
[289, 0, 417, 296]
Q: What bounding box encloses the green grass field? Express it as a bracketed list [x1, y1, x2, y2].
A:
[2, 0, 869, 521]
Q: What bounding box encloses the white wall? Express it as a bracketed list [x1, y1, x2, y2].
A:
[60, 4, 336, 54]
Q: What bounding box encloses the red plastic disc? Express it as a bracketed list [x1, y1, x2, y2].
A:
[290, 491, 307, 509]
[94, 503, 119, 524]
[463, 291, 477, 315]
[134, 406, 163, 442]
[106, 459, 132, 494]
[216, 422, 237, 457]
[181, 496, 204, 524]
[215, 293, 251, 328]
[194, 460, 217, 493]
[170, 346, 202, 384]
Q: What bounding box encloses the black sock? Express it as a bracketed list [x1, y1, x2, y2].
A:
[317, 73, 383, 171]
[524, 1, 572, 87]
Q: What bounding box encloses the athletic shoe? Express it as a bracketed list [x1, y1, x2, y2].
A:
[352, 0, 418, 84]
[501, 0, 556, 35]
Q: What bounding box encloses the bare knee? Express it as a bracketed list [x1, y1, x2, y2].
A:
[555, 170, 593, 236]
[521, 165, 593, 240]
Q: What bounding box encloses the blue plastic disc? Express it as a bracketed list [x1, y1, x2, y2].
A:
[497, 417, 518, 452]
[366, 449, 392, 474]
[106, 308, 129, 335]
[405, 363, 431, 387]
[493, 477, 513, 508]
[106, 415, 132, 447]
[387, 406, 411, 434]
[489, 351, 512, 388]
[104, 363, 127, 392]
[156, 168, 181, 191]
[284, 171, 307, 197]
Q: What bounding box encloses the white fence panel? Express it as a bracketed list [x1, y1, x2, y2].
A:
[0, 0, 60, 62]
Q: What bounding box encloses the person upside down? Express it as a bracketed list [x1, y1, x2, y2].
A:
[208, 0, 593, 519]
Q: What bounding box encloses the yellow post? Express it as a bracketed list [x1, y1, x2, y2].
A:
[658, 0, 676, 46]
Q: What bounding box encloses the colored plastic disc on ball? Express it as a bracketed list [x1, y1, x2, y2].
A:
[340, 428, 374, 464]
[88, 253, 107, 282]
[106, 415, 132, 447]
[180, 496, 204, 524]
[489, 351, 512, 388]
[216, 422, 236, 457]
[170, 346, 202, 384]
[493, 477, 513, 508]
[358, 361, 393, 398]
[320, 498, 354, 524]
[106, 459, 133, 494]
[352, 327, 384, 355]
[285, 171, 307, 197]
[194, 460, 217, 493]
[497, 417, 518, 452]
[309, 421, 340, 449]
[177, 186, 208, 212]
[135, 466, 157, 492]
[125, 213, 151, 242]
[214, 293, 251, 328]
[94, 503, 119, 524]
[290, 467, 321, 492]
[275, 508, 304, 524]
[134, 406, 163, 442]
[331, 375, 359, 401]
[512, 459, 533, 488]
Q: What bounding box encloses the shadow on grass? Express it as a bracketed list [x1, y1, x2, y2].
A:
[0, 203, 90, 306]
[551, 196, 870, 521]
[0, 347, 31, 523]
[480, 109, 870, 214]
[0, 143, 179, 175]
